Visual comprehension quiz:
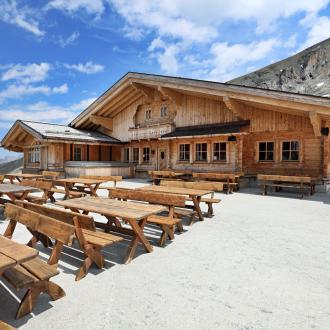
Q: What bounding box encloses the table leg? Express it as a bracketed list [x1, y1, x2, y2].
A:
[88, 183, 100, 197]
[192, 195, 204, 222]
[124, 217, 153, 264]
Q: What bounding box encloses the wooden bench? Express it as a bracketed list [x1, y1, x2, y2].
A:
[16, 179, 53, 204]
[80, 175, 122, 188]
[42, 170, 61, 181]
[48, 186, 86, 202]
[2, 257, 65, 319]
[257, 174, 315, 199]
[160, 180, 221, 216]
[192, 172, 240, 193]
[10, 201, 124, 281]
[108, 188, 186, 246]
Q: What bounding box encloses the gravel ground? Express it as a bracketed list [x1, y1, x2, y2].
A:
[1, 179, 330, 330]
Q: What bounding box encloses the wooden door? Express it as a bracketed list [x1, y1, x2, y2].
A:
[158, 148, 168, 170]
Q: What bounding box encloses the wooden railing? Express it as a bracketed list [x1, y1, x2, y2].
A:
[128, 123, 174, 140]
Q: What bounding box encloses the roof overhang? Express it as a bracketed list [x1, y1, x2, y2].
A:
[69, 72, 330, 130]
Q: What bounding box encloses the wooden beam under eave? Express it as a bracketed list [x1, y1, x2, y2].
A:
[309, 112, 322, 137]
[90, 115, 113, 131]
[223, 96, 244, 119]
[131, 82, 155, 103]
[158, 86, 184, 106]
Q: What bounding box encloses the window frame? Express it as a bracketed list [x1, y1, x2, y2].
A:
[213, 142, 227, 162]
[160, 105, 168, 118]
[281, 140, 300, 162]
[123, 147, 130, 162]
[73, 145, 82, 161]
[178, 143, 190, 162]
[145, 109, 151, 120]
[142, 147, 151, 163]
[27, 146, 40, 163]
[132, 148, 139, 163]
[258, 141, 275, 162]
[195, 142, 208, 162]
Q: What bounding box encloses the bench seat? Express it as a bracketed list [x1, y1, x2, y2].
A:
[174, 207, 196, 225]
[82, 229, 124, 248]
[2, 257, 65, 319]
[147, 215, 183, 246]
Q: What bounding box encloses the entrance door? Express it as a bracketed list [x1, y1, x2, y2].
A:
[158, 148, 168, 170]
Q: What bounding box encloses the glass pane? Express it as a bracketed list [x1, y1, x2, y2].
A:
[259, 142, 266, 151]
[291, 141, 299, 151]
[202, 144, 207, 151]
[259, 151, 266, 161]
[214, 143, 219, 152]
[220, 152, 226, 161]
[220, 143, 226, 151]
[291, 151, 299, 161]
[282, 151, 290, 160]
[282, 142, 290, 151]
[267, 142, 274, 151]
[267, 152, 274, 161]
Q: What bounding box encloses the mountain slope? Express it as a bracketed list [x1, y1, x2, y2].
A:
[228, 38, 330, 97]
[0, 157, 23, 174]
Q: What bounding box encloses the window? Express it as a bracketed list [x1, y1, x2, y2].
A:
[27, 147, 40, 163]
[145, 109, 151, 120]
[282, 141, 299, 161]
[213, 142, 227, 161]
[258, 142, 274, 161]
[123, 148, 129, 162]
[143, 147, 150, 162]
[133, 148, 139, 162]
[179, 144, 190, 161]
[195, 143, 207, 161]
[160, 105, 168, 117]
[73, 145, 82, 161]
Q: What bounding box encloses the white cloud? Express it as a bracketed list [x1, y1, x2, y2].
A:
[209, 39, 280, 81]
[0, 98, 96, 128]
[2, 63, 51, 84]
[0, 0, 44, 36]
[58, 32, 80, 47]
[299, 15, 330, 50]
[63, 61, 104, 74]
[47, 0, 105, 16]
[0, 83, 69, 103]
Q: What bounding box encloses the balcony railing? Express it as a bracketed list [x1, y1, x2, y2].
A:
[128, 123, 174, 140]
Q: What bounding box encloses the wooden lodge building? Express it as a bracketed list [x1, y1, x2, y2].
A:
[2, 72, 330, 180]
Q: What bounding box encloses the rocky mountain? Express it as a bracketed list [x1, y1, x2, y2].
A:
[0, 157, 23, 174]
[228, 38, 330, 97]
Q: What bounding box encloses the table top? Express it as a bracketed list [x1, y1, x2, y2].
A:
[0, 235, 38, 272]
[138, 185, 212, 196]
[56, 196, 167, 221]
[56, 178, 108, 185]
[5, 173, 43, 179]
[0, 183, 39, 194]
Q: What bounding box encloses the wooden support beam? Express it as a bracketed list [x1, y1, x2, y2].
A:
[223, 96, 244, 118]
[309, 111, 321, 137]
[158, 86, 183, 106]
[90, 115, 113, 131]
[131, 82, 155, 103]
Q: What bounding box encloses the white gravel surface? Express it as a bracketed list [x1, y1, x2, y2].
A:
[1, 179, 330, 330]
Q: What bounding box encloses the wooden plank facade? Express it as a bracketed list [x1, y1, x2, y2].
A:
[2, 72, 330, 179]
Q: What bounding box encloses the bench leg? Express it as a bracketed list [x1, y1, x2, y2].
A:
[159, 225, 174, 247]
[3, 219, 17, 239]
[76, 246, 104, 281]
[206, 202, 213, 217]
[176, 222, 183, 233]
[16, 280, 65, 319]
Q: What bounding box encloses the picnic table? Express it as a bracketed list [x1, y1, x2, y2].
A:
[4, 173, 43, 183]
[138, 185, 212, 221]
[257, 174, 316, 198]
[55, 177, 108, 198]
[149, 170, 185, 184]
[56, 196, 166, 264]
[0, 184, 39, 203]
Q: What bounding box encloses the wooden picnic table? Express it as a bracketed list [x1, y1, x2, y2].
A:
[55, 177, 108, 198]
[0, 184, 40, 203]
[4, 173, 43, 184]
[138, 185, 212, 222]
[0, 235, 38, 274]
[56, 197, 166, 264]
[257, 174, 316, 198]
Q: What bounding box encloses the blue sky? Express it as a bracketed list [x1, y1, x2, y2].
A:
[0, 0, 330, 158]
